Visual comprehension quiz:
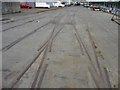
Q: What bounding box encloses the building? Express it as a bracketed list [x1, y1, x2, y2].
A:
[2, 2, 20, 14]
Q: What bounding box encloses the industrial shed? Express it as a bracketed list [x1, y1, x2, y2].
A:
[2, 2, 21, 14]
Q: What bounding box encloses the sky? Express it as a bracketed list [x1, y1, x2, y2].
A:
[1, 0, 119, 2]
[86, 0, 119, 2]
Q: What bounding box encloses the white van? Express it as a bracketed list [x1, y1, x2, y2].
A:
[35, 2, 50, 8]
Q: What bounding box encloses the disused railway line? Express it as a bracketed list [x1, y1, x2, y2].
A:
[72, 22, 111, 88]
[3, 13, 64, 88]
[2, 8, 64, 32]
[2, 22, 50, 52]
[2, 10, 53, 25]
[1, 13, 64, 52]
[2, 14, 53, 32]
[69, 11, 112, 87]
[2, 8, 115, 88]
[7, 23, 64, 88]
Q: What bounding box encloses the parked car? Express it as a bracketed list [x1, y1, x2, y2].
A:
[74, 2, 80, 6]
[65, 2, 71, 7]
[105, 7, 112, 13]
[100, 6, 106, 11]
[20, 3, 32, 9]
[92, 6, 101, 11]
[84, 4, 90, 8]
[53, 1, 65, 7]
[100, 6, 112, 13]
[113, 8, 120, 16]
[111, 8, 120, 15]
[35, 2, 50, 8]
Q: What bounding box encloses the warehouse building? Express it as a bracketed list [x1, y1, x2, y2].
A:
[2, 2, 20, 15]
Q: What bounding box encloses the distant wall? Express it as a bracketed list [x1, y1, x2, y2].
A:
[89, 2, 119, 8]
[2, 2, 20, 15]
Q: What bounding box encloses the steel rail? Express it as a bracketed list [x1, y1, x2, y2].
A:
[72, 24, 98, 74]
[2, 9, 63, 32]
[86, 26, 112, 88]
[86, 26, 101, 74]
[2, 12, 63, 52]
[36, 64, 48, 88]
[74, 33, 84, 55]
[49, 24, 64, 52]
[2, 15, 50, 32]
[31, 43, 49, 88]
[2, 22, 50, 52]
[10, 40, 47, 88]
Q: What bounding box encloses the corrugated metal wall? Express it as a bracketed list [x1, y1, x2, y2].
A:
[2, 2, 20, 14]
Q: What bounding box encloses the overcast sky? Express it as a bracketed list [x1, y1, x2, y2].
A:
[1, 0, 119, 2]
[86, 0, 119, 1]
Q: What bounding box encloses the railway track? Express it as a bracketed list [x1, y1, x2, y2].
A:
[85, 26, 111, 88]
[2, 8, 113, 88]
[2, 14, 36, 24]
[2, 7, 62, 25]
[6, 23, 64, 88]
[2, 13, 38, 23]
[1, 12, 64, 52]
[3, 13, 64, 88]
[2, 14, 55, 32]
[2, 10, 54, 25]
[2, 22, 50, 52]
[2, 8, 64, 32]
[72, 22, 111, 88]
[69, 12, 112, 88]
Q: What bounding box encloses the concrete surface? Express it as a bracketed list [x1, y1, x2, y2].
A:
[2, 6, 118, 88]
